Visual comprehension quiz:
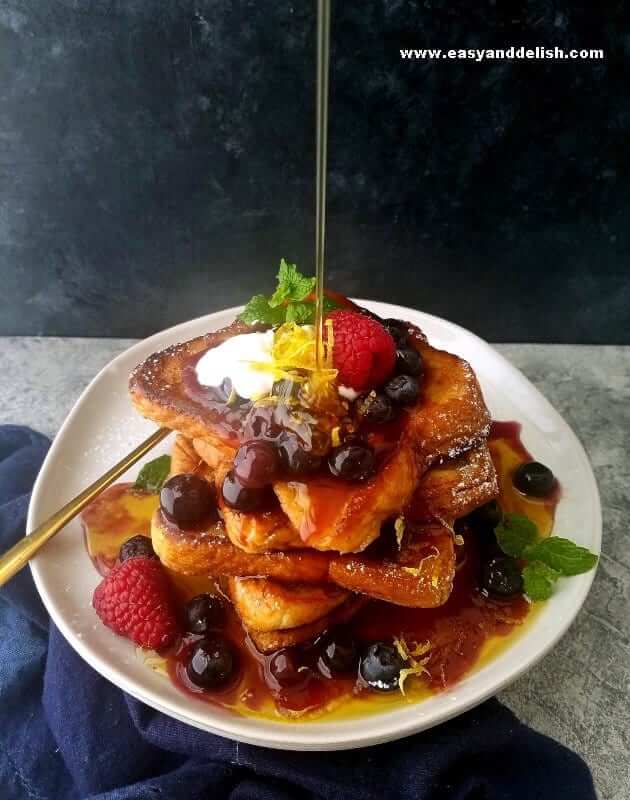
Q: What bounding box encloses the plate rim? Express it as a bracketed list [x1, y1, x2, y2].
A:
[27, 301, 602, 750]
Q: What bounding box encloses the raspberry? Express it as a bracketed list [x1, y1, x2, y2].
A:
[326, 310, 396, 391]
[92, 557, 179, 650]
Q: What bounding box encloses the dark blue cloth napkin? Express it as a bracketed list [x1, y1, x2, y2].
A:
[0, 425, 596, 800]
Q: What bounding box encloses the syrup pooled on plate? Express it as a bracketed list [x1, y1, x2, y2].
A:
[83, 421, 558, 721]
[488, 421, 560, 536]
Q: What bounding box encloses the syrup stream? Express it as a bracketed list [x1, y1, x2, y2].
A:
[314, 0, 331, 368]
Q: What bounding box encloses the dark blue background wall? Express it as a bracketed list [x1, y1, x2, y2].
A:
[1, 1, 628, 342]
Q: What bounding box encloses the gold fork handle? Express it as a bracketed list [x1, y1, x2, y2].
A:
[0, 426, 170, 588]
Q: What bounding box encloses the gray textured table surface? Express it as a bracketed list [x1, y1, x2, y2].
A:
[0, 338, 628, 799]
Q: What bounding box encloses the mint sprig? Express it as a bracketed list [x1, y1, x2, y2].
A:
[494, 511, 598, 601]
[240, 259, 341, 326]
[133, 454, 171, 493]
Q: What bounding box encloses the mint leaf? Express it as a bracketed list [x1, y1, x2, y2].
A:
[269, 259, 316, 307]
[495, 513, 539, 558]
[240, 294, 271, 324]
[285, 301, 313, 324]
[522, 561, 560, 601]
[523, 537, 598, 576]
[240, 295, 284, 325]
[134, 454, 171, 493]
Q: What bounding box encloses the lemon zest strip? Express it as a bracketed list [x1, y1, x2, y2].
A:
[393, 636, 431, 696]
[401, 545, 440, 576]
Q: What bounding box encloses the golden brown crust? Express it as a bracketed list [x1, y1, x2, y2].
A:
[247, 596, 366, 654]
[170, 435, 211, 478]
[151, 509, 332, 583]
[220, 503, 303, 553]
[129, 319, 264, 446]
[227, 577, 349, 632]
[413, 443, 498, 524]
[192, 437, 238, 471]
[410, 340, 491, 463]
[328, 523, 456, 608]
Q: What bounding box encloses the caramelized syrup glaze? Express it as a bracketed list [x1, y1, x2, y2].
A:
[83, 421, 557, 721]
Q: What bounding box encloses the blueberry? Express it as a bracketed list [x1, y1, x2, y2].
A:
[233, 440, 280, 488]
[221, 471, 276, 512]
[268, 648, 310, 688]
[359, 642, 407, 692]
[384, 374, 420, 406]
[318, 630, 359, 676]
[356, 392, 394, 424]
[480, 556, 523, 597]
[513, 462, 556, 498]
[160, 474, 217, 526]
[185, 594, 225, 634]
[395, 347, 423, 378]
[383, 319, 409, 346]
[119, 535, 157, 562]
[186, 636, 236, 689]
[328, 444, 375, 481]
[468, 500, 503, 531]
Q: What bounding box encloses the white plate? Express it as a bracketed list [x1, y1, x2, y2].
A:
[28, 302, 602, 751]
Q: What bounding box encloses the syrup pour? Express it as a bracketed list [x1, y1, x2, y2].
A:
[82, 421, 558, 721]
[314, 0, 331, 368]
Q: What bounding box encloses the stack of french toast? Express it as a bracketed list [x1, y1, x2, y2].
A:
[129, 305, 497, 654]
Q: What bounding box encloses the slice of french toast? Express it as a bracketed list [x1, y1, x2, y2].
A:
[410, 443, 498, 524]
[328, 521, 455, 608]
[129, 318, 261, 449]
[171, 434, 210, 478]
[234, 526, 456, 648]
[220, 503, 304, 553]
[246, 596, 366, 654]
[227, 577, 350, 632]
[274, 443, 419, 553]
[151, 509, 332, 583]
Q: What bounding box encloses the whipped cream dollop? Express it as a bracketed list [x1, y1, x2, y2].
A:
[195, 330, 276, 400]
[195, 325, 356, 402]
